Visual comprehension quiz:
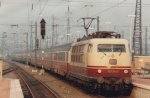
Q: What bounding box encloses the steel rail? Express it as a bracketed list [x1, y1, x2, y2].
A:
[15, 69, 35, 98]
[10, 62, 60, 98]
[2, 67, 14, 75]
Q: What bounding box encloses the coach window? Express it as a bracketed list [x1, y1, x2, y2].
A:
[54, 53, 57, 60]
[88, 44, 93, 52]
[37, 54, 39, 58]
[50, 53, 53, 60]
[62, 52, 66, 61]
[49, 53, 51, 60]
[71, 46, 75, 62]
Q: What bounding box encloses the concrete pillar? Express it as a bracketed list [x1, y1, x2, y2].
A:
[0, 60, 3, 80]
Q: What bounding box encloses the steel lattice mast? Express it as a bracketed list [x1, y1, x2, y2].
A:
[133, 0, 142, 56]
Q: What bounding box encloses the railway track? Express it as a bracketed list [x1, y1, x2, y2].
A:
[15, 69, 34, 98]
[9, 62, 60, 98]
[2, 67, 14, 75]
[8, 61, 130, 98]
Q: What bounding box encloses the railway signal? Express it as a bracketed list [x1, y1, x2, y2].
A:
[40, 18, 46, 39]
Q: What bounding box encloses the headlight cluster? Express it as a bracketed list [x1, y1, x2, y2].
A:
[124, 78, 131, 84]
[124, 69, 129, 74]
[97, 77, 104, 84]
[97, 69, 102, 73]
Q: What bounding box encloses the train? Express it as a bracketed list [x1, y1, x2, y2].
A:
[11, 31, 133, 97]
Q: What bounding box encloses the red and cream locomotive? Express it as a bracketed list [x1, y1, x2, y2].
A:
[13, 31, 133, 97]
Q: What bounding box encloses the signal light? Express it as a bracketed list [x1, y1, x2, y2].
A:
[40, 18, 46, 39]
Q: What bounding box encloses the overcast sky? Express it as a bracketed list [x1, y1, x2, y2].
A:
[0, 0, 150, 35]
[0, 0, 150, 54]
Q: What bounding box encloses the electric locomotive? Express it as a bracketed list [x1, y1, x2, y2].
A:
[68, 31, 133, 96]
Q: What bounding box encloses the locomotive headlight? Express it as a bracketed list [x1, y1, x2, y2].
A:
[97, 77, 104, 84]
[124, 70, 128, 74]
[97, 69, 102, 73]
[124, 78, 131, 84]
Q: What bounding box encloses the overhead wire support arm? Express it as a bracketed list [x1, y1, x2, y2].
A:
[81, 17, 96, 36]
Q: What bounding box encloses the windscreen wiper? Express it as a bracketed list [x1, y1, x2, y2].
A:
[103, 52, 106, 56]
[119, 50, 122, 56]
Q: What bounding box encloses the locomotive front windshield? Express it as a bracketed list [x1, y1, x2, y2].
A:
[97, 44, 126, 52]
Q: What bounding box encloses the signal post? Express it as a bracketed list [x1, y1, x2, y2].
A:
[40, 18, 46, 75]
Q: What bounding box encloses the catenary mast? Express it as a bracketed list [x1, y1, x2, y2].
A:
[133, 0, 142, 55]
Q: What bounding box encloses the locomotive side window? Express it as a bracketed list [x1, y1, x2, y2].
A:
[97, 44, 126, 52]
[71, 45, 85, 63]
[48, 52, 53, 60]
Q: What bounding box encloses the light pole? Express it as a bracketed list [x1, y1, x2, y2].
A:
[128, 15, 135, 51]
[12, 33, 16, 53]
[34, 22, 38, 72]
[23, 32, 29, 66]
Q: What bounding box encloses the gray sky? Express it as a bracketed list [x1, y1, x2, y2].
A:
[0, 0, 150, 54]
[0, 0, 150, 34]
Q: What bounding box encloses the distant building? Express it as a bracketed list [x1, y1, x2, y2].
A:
[134, 56, 150, 70]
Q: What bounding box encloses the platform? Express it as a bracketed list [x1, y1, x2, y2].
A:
[129, 77, 150, 98]
[0, 79, 24, 98]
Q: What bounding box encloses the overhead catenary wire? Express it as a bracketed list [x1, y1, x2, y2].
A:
[36, 0, 49, 21]
[92, 0, 127, 17]
[76, 0, 128, 26]
[1, 1, 150, 33]
[1, 0, 150, 7]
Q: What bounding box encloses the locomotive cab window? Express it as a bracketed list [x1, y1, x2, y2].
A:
[113, 44, 126, 52]
[98, 44, 112, 52]
[97, 44, 126, 52]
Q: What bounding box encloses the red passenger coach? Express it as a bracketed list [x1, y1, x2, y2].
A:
[45, 44, 71, 76]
